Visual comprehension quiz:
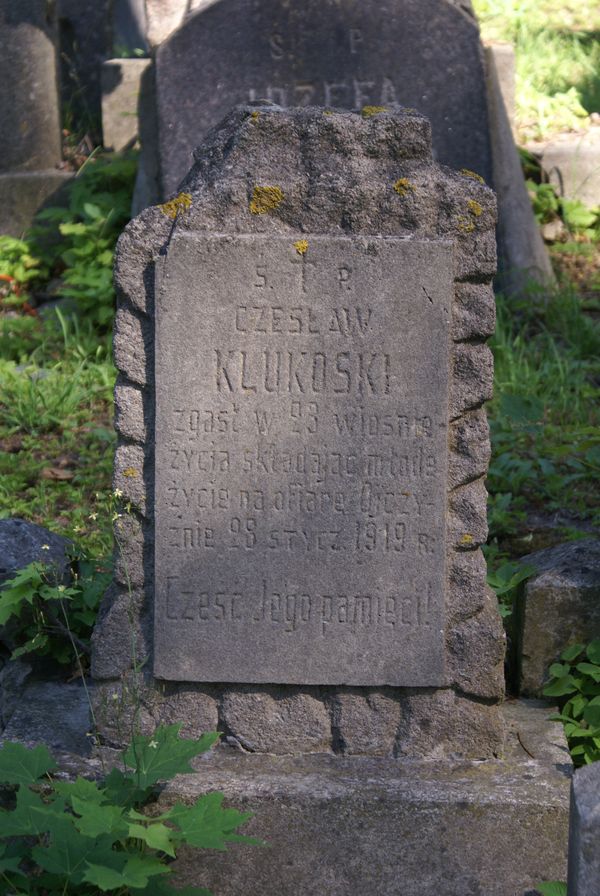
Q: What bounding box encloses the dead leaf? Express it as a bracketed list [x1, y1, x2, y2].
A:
[41, 467, 75, 481]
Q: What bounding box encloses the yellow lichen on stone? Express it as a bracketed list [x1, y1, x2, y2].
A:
[468, 199, 483, 217]
[460, 533, 474, 545]
[456, 215, 475, 234]
[158, 192, 192, 219]
[460, 168, 485, 184]
[294, 239, 309, 255]
[250, 111, 261, 121]
[393, 178, 415, 197]
[323, 109, 334, 115]
[249, 185, 284, 215]
[122, 467, 139, 478]
[361, 105, 387, 118]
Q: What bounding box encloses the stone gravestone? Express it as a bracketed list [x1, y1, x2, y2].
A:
[0, 0, 71, 234]
[92, 105, 572, 895]
[142, 0, 490, 200]
[94, 101, 506, 755]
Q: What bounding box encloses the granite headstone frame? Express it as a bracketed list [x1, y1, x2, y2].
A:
[93, 105, 505, 758]
[141, 0, 490, 201]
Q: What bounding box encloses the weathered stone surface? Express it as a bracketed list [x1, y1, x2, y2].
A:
[0, 171, 72, 237]
[448, 477, 489, 547]
[113, 512, 148, 589]
[450, 343, 494, 418]
[155, 235, 452, 686]
[151, 0, 490, 199]
[113, 443, 146, 513]
[102, 58, 151, 151]
[484, 42, 516, 130]
[396, 689, 504, 759]
[91, 584, 151, 679]
[115, 379, 147, 443]
[221, 690, 331, 753]
[0, 681, 91, 755]
[568, 761, 600, 896]
[446, 591, 505, 698]
[452, 281, 496, 341]
[113, 306, 151, 385]
[485, 38, 555, 295]
[332, 690, 400, 755]
[0, 0, 62, 171]
[163, 706, 569, 896]
[448, 408, 490, 489]
[155, 684, 218, 738]
[539, 127, 600, 209]
[100, 105, 503, 755]
[517, 539, 600, 696]
[0, 518, 72, 588]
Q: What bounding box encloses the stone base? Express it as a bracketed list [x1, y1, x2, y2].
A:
[164, 700, 570, 896]
[0, 679, 571, 896]
[0, 170, 72, 236]
[537, 127, 600, 209]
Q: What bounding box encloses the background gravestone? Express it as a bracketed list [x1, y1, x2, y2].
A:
[93, 103, 506, 759]
[144, 0, 490, 200]
[0, 0, 72, 234]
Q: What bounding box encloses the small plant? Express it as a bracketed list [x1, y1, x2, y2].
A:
[0, 554, 111, 666]
[0, 725, 256, 895]
[544, 639, 600, 766]
[536, 883, 567, 896]
[486, 558, 535, 618]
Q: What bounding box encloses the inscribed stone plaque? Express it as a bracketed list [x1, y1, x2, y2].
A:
[155, 0, 491, 196]
[154, 235, 452, 685]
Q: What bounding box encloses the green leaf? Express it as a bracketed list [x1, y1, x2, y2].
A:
[84, 853, 170, 891]
[169, 793, 255, 850]
[548, 663, 570, 679]
[127, 820, 177, 857]
[561, 643, 585, 662]
[32, 816, 117, 885]
[586, 639, 600, 664]
[55, 775, 107, 806]
[576, 663, 600, 682]
[543, 675, 579, 697]
[536, 882, 567, 896]
[123, 725, 219, 789]
[0, 741, 55, 785]
[583, 704, 600, 728]
[11, 632, 49, 659]
[71, 795, 127, 839]
[0, 785, 62, 838]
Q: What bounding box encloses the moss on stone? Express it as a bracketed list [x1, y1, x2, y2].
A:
[393, 178, 415, 197]
[294, 239, 309, 255]
[249, 185, 284, 215]
[468, 199, 483, 217]
[158, 192, 192, 219]
[460, 168, 485, 184]
[361, 105, 387, 118]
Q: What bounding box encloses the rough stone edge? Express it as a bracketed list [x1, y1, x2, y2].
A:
[95, 107, 504, 757]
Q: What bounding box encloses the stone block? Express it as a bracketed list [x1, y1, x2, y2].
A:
[162, 702, 570, 895]
[539, 128, 600, 209]
[102, 58, 151, 151]
[114, 379, 148, 443]
[450, 343, 494, 418]
[517, 539, 600, 696]
[485, 39, 555, 295]
[452, 281, 496, 342]
[0, 518, 72, 588]
[448, 477, 489, 547]
[0, 0, 62, 171]
[0, 170, 72, 237]
[448, 407, 491, 489]
[221, 690, 331, 753]
[113, 443, 147, 513]
[568, 761, 600, 895]
[91, 584, 151, 679]
[114, 305, 151, 385]
[331, 690, 400, 756]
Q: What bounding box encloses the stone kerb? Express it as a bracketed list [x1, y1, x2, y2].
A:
[92, 105, 505, 758]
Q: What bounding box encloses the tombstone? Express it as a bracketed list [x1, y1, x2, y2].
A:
[568, 761, 600, 896]
[143, 0, 489, 200]
[131, 0, 553, 293]
[92, 105, 570, 893]
[0, 0, 71, 234]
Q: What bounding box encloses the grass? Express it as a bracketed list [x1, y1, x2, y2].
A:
[473, 0, 600, 142]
